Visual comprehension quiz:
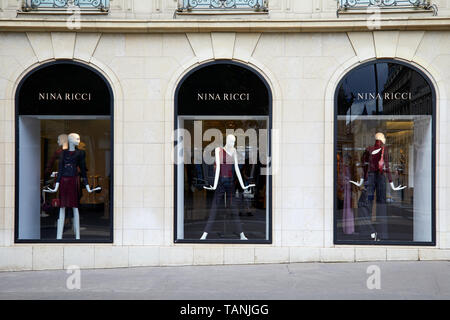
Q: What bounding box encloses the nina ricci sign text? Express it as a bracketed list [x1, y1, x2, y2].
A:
[357, 92, 412, 100]
[197, 93, 250, 101]
[38, 92, 92, 101]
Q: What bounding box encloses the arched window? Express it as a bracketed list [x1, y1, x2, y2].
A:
[15, 61, 113, 243]
[175, 61, 272, 243]
[334, 60, 435, 245]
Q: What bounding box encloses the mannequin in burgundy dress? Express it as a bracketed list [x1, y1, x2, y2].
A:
[350, 132, 406, 240]
[42, 134, 68, 219]
[44, 133, 101, 239]
[200, 134, 255, 240]
[45, 134, 68, 180]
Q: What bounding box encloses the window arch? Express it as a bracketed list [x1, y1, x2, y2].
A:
[15, 60, 114, 243]
[334, 59, 436, 245]
[174, 60, 272, 243]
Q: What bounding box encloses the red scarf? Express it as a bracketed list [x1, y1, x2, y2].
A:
[374, 140, 385, 173]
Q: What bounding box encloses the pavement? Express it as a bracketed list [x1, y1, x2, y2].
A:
[0, 261, 449, 300]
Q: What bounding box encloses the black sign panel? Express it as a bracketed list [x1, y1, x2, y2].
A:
[336, 61, 433, 116]
[17, 61, 111, 116]
[177, 61, 270, 116]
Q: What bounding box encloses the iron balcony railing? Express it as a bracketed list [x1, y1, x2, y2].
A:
[178, 0, 268, 12]
[22, 0, 109, 11]
[338, 0, 437, 14]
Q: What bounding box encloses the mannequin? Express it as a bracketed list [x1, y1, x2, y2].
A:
[350, 132, 406, 241]
[44, 133, 101, 240]
[201, 134, 255, 240]
[350, 133, 406, 191]
[42, 134, 69, 218]
[45, 134, 68, 179]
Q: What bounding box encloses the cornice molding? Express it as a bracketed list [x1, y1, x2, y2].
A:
[1, 17, 450, 33]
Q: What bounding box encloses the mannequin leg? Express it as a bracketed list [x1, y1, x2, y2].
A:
[56, 208, 66, 240]
[202, 184, 224, 237]
[376, 173, 388, 240]
[224, 181, 245, 239]
[357, 190, 375, 238]
[364, 173, 378, 240]
[73, 208, 80, 240]
[229, 190, 245, 238]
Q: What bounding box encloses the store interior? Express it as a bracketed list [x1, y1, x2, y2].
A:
[177, 118, 270, 241]
[336, 116, 432, 242]
[18, 117, 112, 241]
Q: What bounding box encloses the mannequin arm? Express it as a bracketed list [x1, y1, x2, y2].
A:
[390, 182, 407, 191]
[233, 152, 256, 190]
[44, 182, 59, 193]
[349, 178, 364, 187]
[86, 185, 102, 193]
[43, 183, 101, 193]
[204, 148, 220, 191]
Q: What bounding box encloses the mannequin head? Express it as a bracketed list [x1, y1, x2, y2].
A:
[68, 133, 81, 147]
[225, 134, 236, 148]
[57, 134, 68, 149]
[375, 132, 386, 145]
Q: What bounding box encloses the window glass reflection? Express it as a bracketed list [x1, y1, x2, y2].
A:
[177, 118, 270, 241]
[335, 61, 434, 244]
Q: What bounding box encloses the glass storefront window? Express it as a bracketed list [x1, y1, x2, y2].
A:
[334, 60, 435, 245]
[15, 61, 113, 242]
[175, 61, 272, 243]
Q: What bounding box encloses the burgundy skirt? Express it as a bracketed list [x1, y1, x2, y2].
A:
[59, 176, 80, 208]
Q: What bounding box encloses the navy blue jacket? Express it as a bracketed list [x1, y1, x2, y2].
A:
[56, 149, 88, 186]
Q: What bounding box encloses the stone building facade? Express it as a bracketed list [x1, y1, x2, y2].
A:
[0, 0, 449, 270]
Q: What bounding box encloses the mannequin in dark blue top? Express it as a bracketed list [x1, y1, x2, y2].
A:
[44, 133, 101, 240]
[56, 149, 89, 187]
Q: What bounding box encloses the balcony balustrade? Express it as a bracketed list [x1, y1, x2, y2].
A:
[338, 0, 437, 15]
[177, 0, 268, 12]
[22, 0, 109, 11]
